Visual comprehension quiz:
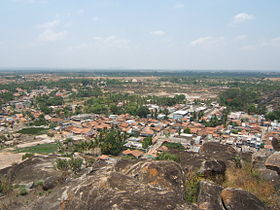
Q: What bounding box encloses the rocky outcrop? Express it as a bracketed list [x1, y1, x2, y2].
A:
[199, 142, 237, 166]
[29, 160, 193, 210]
[0, 144, 271, 210]
[178, 142, 235, 174]
[197, 181, 225, 210]
[178, 151, 206, 172]
[221, 188, 267, 210]
[42, 176, 60, 191]
[265, 152, 280, 175]
[257, 168, 279, 183]
[197, 181, 268, 210]
[198, 160, 226, 178]
[0, 155, 62, 184]
[252, 149, 272, 169]
[272, 137, 280, 151]
[251, 150, 279, 184]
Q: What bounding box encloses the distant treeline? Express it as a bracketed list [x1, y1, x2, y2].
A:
[1, 70, 280, 78]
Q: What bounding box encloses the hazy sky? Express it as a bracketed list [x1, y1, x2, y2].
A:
[1, 0, 280, 70]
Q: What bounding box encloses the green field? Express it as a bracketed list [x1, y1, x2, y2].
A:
[17, 127, 49, 135]
[15, 143, 57, 154]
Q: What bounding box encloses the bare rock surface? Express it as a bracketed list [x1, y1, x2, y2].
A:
[265, 152, 280, 175]
[0, 143, 271, 210]
[0, 155, 61, 184]
[178, 151, 206, 172]
[177, 143, 231, 176]
[221, 188, 268, 210]
[252, 149, 273, 169]
[29, 160, 192, 210]
[197, 181, 269, 210]
[198, 160, 226, 177]
[272, 137, 280, 151]
[199, 142, 237, 166]
[197, 181, 225, 210]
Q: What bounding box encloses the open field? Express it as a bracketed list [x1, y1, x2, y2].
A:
[14, 143, 57, 154]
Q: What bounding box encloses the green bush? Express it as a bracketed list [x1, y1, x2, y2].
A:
[183, 128, 191, 134]
[266, 110, 280, 121]
[156, 152, 180, 162]
[142, 137, 153, 149]
[233, 155, 242, 168]
[55, 159, 70, 171]
[55, 158, 83, 174]
[231, 129, 240, 134]
[22, 153, 34, 160]
[185, 173, 204, 203]
[73, 141, 95, 153]
[18, 186, 28, 196]
[47, 132, 55, 137]
[34, 180, 44, 187]
[69, 158, 83, 173]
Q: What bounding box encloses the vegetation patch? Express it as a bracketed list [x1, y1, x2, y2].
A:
[142, 137, 153, 149]
[184, 172, 204, 204]
[15, 143, 57, 154]
[223, 164, 277, 206]
[55, 158, 83, 174]
[22, 153, 34, 160]
[34, 180, 44, 187]
[0, 176, 12, 195]
[18, 186, 28, 196]
[219, 88, 266, 114]
[97, 129, 126, 156]
[156, 152, 180, 162]
[163, 142, 184, 151]
[266, 110, 280, 121]
[17, 127, 49, 135]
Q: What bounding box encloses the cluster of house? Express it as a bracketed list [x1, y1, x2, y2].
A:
[0, 84, 279, 159]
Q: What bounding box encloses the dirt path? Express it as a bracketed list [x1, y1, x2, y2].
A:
[0, 149, 23, 170]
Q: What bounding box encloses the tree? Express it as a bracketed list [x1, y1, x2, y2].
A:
[154, 109, 158, 119]
[184, 128, 191, 134]
[142, 137, 152, 149]
[163, 108, 169, 116]
[198, 111, 204, 119]
[174, 94, 186, 103]
[24, 111, 35, 120]
[33, 114, 47, 126]
[178, 129, 182, 136]
[74, 105, 83, 115]
[125, 103, 138, 115]
[39, 104, 52, 114]
[110, 104, 121, 115]
[266, 110, 280, 121]
[136, 106, 150, 118]
[86, 104, 108, 114]
[247, 104, 256, 114]
[98, 129, 125, 155]
[219, 88, 260, 112]
[191, 112, 197, 121]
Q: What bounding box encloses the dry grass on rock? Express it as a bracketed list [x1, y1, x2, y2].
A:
[223, 164, 278, 208]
